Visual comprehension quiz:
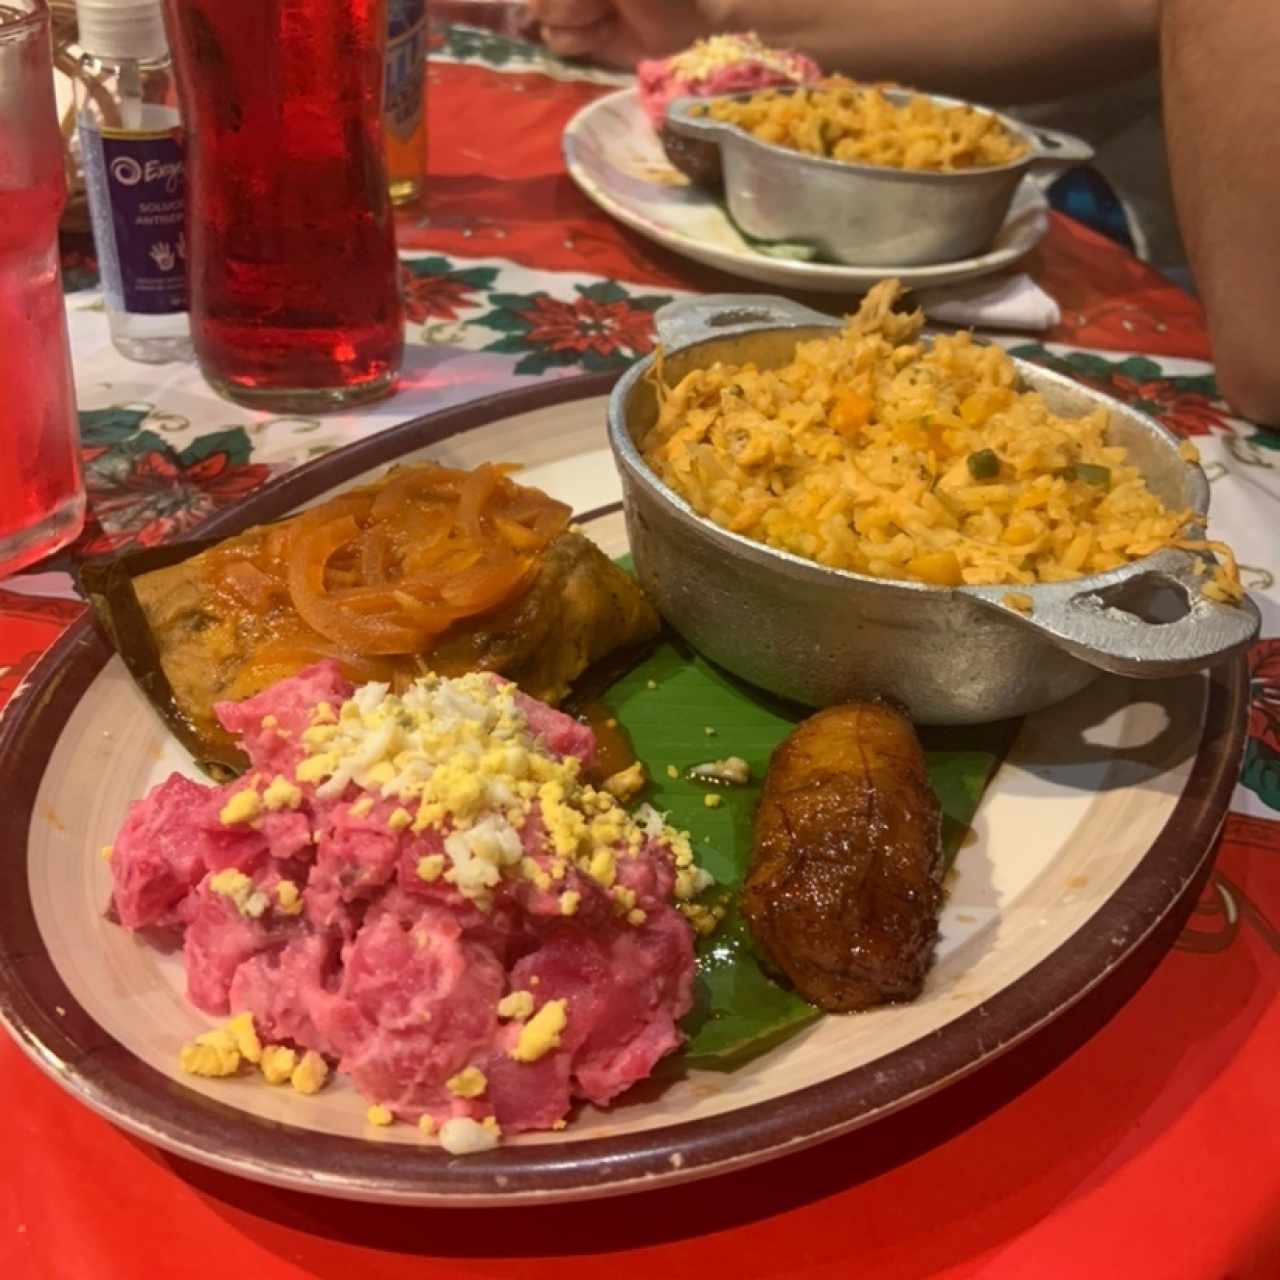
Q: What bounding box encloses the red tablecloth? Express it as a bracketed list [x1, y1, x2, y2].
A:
[4, 24, 1279, 1279]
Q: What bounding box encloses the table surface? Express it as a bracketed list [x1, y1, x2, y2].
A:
[4, 23, 1280, 1280]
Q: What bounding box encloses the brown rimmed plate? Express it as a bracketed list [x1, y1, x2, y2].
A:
[0, 375, 1249, 1205]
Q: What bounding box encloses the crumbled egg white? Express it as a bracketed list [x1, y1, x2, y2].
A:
[290, 673, 708, 914]
[667, 31, 809, 82]
[439, 1116, 500, 1156]
[209, 868, 270, 919]
[688, 756, 751, 786]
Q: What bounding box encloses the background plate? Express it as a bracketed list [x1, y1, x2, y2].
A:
[563, 89, 1050, 295]
[0, 376, 1247, 1205]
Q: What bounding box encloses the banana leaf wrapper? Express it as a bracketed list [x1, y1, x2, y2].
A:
[79, 528, 662, 783]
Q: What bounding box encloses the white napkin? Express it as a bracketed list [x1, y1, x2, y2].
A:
[915, 272, 1060, 332]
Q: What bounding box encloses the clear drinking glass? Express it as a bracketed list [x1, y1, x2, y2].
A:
[0, 0, 84, 577]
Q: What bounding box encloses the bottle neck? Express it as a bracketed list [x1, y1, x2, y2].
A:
[78, 50, 173, 76]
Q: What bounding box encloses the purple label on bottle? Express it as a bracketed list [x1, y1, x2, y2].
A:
[80, 123, 187, 315]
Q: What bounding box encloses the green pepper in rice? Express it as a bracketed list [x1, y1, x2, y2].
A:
[1068, 463, 1112, 488]
[966, 449, 1000, 481]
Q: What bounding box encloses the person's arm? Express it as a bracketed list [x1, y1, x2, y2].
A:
[1163, 0, 1280, 425]
[527, 0, 1157, 104]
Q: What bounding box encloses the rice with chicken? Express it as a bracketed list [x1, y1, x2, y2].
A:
[642, 281, 1240, 600]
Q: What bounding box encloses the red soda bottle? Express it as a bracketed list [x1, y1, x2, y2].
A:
[162, 0, 405, 412]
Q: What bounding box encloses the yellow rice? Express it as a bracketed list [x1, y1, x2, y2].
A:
[702, 76, 1027, 172]
[643, 281, 1241, 600]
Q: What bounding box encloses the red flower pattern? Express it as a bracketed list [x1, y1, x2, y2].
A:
[79, 449, 271, 555]
[1108, 374, 1235, 438]
[1248, 639, 1280, 756]
[517, 293, 656, 358]
[400, 265, 482, 323]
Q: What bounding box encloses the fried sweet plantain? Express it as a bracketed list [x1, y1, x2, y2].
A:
[742, 702, 943, 1012]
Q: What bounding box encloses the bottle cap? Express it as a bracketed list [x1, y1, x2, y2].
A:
[74, 0, 169, 61]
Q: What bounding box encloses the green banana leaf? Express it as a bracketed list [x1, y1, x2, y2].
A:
[602, 635, 1015, 1069]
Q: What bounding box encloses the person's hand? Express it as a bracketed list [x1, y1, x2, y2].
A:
[524, 0, 719, 69]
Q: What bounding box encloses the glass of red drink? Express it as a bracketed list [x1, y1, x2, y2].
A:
[0, 0, 85, 578]
[163, 0, 405, 412]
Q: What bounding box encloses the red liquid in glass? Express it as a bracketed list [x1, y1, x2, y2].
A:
[164, 0, 404, 406]
[0, 163, 83, 576]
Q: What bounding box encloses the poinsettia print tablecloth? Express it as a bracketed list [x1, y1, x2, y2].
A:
[4, 21, 1280, 1280]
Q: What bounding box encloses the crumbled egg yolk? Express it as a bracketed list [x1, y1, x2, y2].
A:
[367, 1104, 395, 1126]
[510, 999, 567, 1063]
[262, 774, 302, 811]
[446, 1066, 488, 1098]
[667, 31, 811, 82]
[179, 1028, 242, 1078]
[275, 879, 304, 916]
[703, 793, 723, 809]
[209, 868, 270, 918]
[101, 844, 113, 861]
[418, 1114, 437, 1137]
[260, 1045, 298, 1085]
[178, 1011, 260, 1077]
[602, 761, 646, 801]
[416, 853, 445, 882]
[559, 890, 581, 916]
[497, 990, 535, 1021]
[290, 1050, 329, 1095]
[290, 673, 707, 913]
[219, 787, 262, 826]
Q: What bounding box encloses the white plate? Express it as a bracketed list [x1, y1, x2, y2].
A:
[563, 88, 1051, 296]
[0, 378, 1246, 1206]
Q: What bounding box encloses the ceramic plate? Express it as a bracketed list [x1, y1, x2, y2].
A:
[0, 376, 1247, 1206]
[563, 89, 1051, 295]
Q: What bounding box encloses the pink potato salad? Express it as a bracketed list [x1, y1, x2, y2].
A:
[106, 661, 711, 1154]
[637, 32, 822, 128]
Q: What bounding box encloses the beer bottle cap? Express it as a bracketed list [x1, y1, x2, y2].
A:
[74, 0, 169, 62]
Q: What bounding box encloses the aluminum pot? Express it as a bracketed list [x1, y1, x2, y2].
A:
[664, 89, 1094, 266]
[607, 295, 1261, 725]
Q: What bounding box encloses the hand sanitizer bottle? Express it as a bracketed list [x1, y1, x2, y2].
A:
[75, 0, 192, 364]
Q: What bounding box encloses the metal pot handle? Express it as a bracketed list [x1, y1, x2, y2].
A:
[654, 293, 836, 351]
[967, 549, 1260, 677]
[1022, 125, 1095, 188]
